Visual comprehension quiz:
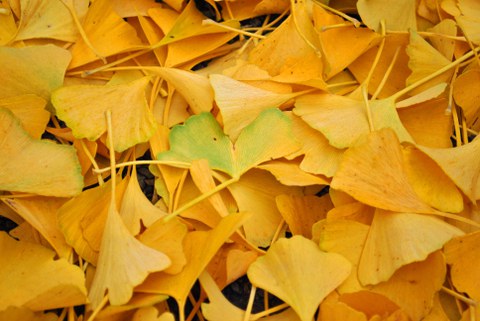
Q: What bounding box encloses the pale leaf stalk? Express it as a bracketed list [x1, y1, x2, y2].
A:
[441, 286, 478, 307]
[363, 20, 386, 90]
[386, 30, 467, 42]
[202, 19, 266, 39]
[311, 0, 360, 27]
[290, 0, 322, 57]
[243, 285, 257, 321]
[86, 294, 109, 321]
[164, 177, 239, 221]
[371, 47, 401, 100]
[362, 85, 375, 132]
[251, 303, 290, 320]
[390, 45, 480, 101]
[92, 159, 191, 174]
[61, 1, 107, 63]
[80, 139, 104, 186]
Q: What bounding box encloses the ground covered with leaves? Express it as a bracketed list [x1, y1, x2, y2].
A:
[1, 0, 480, 320]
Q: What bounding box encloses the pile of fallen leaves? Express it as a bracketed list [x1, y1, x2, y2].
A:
[1, 0, 480, 320]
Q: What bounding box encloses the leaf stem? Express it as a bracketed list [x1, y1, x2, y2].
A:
[164, 176, 239, 221]
[92, 159, 191, 174]
[390, 45, 480, 101]
[441, 286, 478, 306]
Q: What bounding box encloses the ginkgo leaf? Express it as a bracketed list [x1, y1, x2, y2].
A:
[88, 203, 171, 308]
[286, 112, 344, 177]
[132, 307, 175, 321]
[371, 251, 446, 321]
[69, 0, 144, 68]
[139, 217, 188, 275]
[0, 94, 49, 139]
[444, 231, 480, 301]
[453, 68, 480, 129]
[294, 94, 413, 149]
[0, 307, 58, 321]
[358, 210, 462, 285]
[348, 34, 411, 98]
[0, 44, 71, 100]
[276, 194, 332, 239]
[456, 0, 480, 44]
[406, 31, 454, 94]
[58, 177, 128, 264]
[0, 232, 87, 311]
[199, 271, 245, 321]
[314, 5, 380, 79]
[2, 196, 71, 258]
[136, 212, 250, 315]
[157, 108, 300, 178]
[248, 8, 325, 86]
[0, 108, 83, 197]
[190, 159, 230, 217]
[402, 145, 464, 213]
[398, 97, 453, 148]
[318, 218, 370, 293]
[256, 160, 329, 186]
[153, 67, 213, 114]
[427, 19, 457, 61]
[14, 0, 88, 42]
[357, 0, 416, 32]
[247, 235, 351, 321]
[210, 74, 303, 140]
[52, 77, 157, 152]
[417, 136, 480, 203]
[330, 128, 437, 214]
[227, 169, 303, 247]
[119, 167, 164, 235]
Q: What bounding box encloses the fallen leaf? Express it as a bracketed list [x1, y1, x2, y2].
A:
[0, 232, 87, 311]
[0, 108, 83, 197]
[157, 108, 300, 179]
[247, 235, 351, 321]
[52, 77, 157, 152]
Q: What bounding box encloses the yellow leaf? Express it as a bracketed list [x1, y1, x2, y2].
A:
[314, 5, 380, 79]
[210, 74, 302, 140]
[417, 136, 480, 203]
[227, 169, 303, 247]
[14, 0, 88, 42]
[398, 97, 453, 148]
[248, 9, 325, 86]
[287, 112, 344, 177]
[330, 128, 436, 214]
[119, 167, 164, 235]
[139, 217, 188, 275]
[0, 44, 71, 100]
[69, 0, 144, 68]
[357, 0, 416, 32]
[444, 231, 480, 301]
[52, 77, 157, 152]
[453, 68, 480, 129]
[0, 233, 87, 311]
[154, 67, 213, 114]
[406, 31, 453, 94]
[276, 194, 333, 239]
[0, 108, 83, 197]
[247, 235, 351, 321]
[58, 177, 128, 264]
[0, 94, 49, 139]
[358, 210, 462, 285]
[371, 251, 446, 321]
[0, 306, 58, 321]
[402, 146, 464, 213]
[2, 196, 71, 258]
[89, 204, 171, 308]
[136, 212, 250, 314]
[294, 94, 413, 149]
